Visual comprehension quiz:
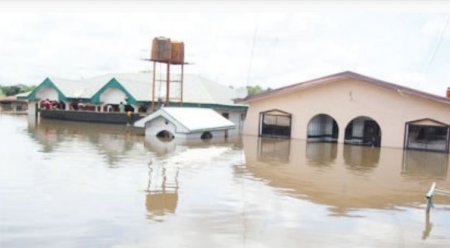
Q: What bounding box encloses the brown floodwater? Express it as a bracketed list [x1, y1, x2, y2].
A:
[1, 114, 450, 247]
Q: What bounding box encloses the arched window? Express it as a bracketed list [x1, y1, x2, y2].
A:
[259, 109, 292, 138]
[344, 116, 381, 147]
[307, 114, 339, 143]
[200, 132, 213, 140]
[156, 130, 174, 141]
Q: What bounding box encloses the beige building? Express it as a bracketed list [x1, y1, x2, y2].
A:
[241, 71, 450, 153]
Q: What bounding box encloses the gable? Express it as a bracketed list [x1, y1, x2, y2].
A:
[28, 78, 66, 101]
[407, 118, 448, 127]
[91, 78, 137, 104]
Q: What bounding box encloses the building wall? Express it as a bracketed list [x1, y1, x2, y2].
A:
[215, 109, 245, 136]
[145, 116, 180, 138]
[243, 79, 450, 148]
[144, 116, 230, 140]
[185, 130, 228, 140]
[100, 88, 127, 104]
[36, 87, 58, 101]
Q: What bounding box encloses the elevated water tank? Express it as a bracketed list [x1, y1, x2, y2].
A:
[170, 41, 185, 64]
[151, 37, 172, 62]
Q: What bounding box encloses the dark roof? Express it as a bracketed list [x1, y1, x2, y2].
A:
[240, 71, 450, 105]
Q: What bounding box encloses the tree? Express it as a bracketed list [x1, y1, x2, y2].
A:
[246, 85, 271, 96]
[0, 85, 36, 96]
[1, 86, 21, 96]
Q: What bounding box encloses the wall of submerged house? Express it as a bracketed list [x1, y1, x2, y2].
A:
[144, 116, 179, 138]
[144, 116, 230, 140]
[216, 109, 246, 136]
[36, 87, 59, 101]
[100, 88, 127, 105]
[243, 78, 450, 150]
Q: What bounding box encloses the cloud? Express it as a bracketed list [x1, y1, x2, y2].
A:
[0, 5, 449, 97]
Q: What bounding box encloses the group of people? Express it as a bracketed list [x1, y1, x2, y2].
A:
[41, 99, 65, 110]
[41, 99, 142, 113]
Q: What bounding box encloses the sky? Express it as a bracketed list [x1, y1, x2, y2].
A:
[0, 1, 449, 96]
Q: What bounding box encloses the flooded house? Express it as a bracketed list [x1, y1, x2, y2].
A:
[0, 95, 28, 114]
[241, 71, 450, 153]
[24, 72, 247, 135]
[134, 107, 235, 140]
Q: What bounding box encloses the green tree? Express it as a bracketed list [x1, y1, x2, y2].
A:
[0, 84, 36, 96]
[246, 85, 271, 96]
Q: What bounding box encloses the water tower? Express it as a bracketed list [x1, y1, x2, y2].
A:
[149, 37, 186, 111]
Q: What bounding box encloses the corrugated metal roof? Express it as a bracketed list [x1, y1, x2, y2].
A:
[43, 72, 246, 106]
[134, 107, 235, 132]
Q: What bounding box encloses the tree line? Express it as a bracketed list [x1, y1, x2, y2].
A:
[0, 85, 36, 97]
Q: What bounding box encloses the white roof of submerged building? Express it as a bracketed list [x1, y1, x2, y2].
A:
[44, 72, 246, 106]
[134, 107, 235, 132]
[48, 76, 105, 99]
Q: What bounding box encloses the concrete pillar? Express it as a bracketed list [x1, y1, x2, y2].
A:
[337, 119, 346, 144]
[64, 101, 70, 110]
[27, 101, 36, 116]
[133, 105, 139, 113]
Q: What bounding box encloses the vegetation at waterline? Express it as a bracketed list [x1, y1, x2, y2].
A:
[0, 85, 36, 96]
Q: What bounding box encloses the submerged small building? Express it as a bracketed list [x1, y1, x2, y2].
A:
[134, 107, 235, 140]
[241, 71, 450, 153]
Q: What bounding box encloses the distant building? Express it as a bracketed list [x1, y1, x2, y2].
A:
[0, 95, 28, 114]
[24, 72, 247, 135]
[240, 71, 450, 153]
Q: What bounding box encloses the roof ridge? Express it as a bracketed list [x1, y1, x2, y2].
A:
[241, 71, 450, 105]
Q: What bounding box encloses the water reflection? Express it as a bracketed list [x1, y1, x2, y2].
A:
[343, 145, 380, 172]
[423, 212, 433, 240]
[402, 150, 449, 179]
[2, 115, 450, 247]
[306, 142, 337, 166]
[145, 161, 179, 222]
[243, 136, 450, 216]
[27, 118, 142, 166]
[257, 138, 290, 163]
[144, 137, 179, 156]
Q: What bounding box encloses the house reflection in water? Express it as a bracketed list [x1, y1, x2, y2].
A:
[306, 142, 338, 167]
[145, 162, 179, 222]
[402, 150, 449, 179]
[27, 118, 141, 167]
[242, 136, 450, 216]
[343, 145, 380, 172]
[144, 137, 179, 156]
[257, 138, 291, 163]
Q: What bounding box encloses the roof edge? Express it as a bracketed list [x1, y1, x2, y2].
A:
[238, 71, 450, 106]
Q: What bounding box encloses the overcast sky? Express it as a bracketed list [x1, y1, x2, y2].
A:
[0, 1, 449, 96]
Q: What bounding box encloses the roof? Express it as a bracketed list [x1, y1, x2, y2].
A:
[240, 71, 450, 105]
[0, 95, 28, 102]
[134, 107, 235, 132]
[30, 72, 247, 107]
[15, 91, 32, 99]
[0, 96, 17, 102]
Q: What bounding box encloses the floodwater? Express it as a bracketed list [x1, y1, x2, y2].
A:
[1, 115, 450, 247]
